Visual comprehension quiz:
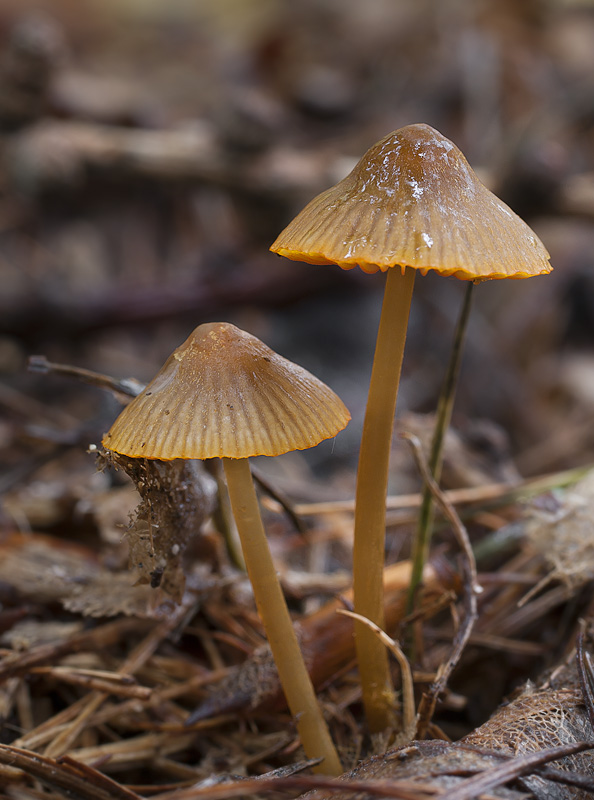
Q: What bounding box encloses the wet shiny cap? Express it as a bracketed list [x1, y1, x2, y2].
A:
[102, 322, 351, 460]
[270, 123, 552, 281]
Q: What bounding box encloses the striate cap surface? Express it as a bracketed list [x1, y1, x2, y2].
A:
[102, 322, 351, 460]
[270, 123, 552, 281]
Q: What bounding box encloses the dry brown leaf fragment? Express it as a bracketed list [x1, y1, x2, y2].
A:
[526, 469, 594, 590]
[0, 531, 221, 619]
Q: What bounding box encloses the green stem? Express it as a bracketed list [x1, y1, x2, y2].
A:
[407, 281, 475, 615]
[222, 457, 342, 776]
[353, 266, 416, 734]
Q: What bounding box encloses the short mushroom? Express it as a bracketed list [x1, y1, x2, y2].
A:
[270, 123, 552, 733]
[103, 321, 349, 775]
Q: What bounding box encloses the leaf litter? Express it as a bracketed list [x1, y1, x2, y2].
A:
[2, 1, 594, 797]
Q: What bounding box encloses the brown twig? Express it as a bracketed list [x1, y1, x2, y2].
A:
[28, 354, 144, 400]
[457, 742, 594, 794]
[576, 630, 594, 733]
[0, 743, 143, 800]
[401, 434, 480, 595]
[440, 741, 594, 800]
[59, 755, 145, 800]
[251, 463, 308, 536]
[29, 666, 153, 699]
[401, 433, 479, 739]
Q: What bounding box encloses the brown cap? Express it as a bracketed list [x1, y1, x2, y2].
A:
[270, 123, 551, 281]
[102, 322, 350, 460]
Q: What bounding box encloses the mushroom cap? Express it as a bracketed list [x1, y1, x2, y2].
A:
[270, 123, 551, 281]
[102, 322, 351, 460]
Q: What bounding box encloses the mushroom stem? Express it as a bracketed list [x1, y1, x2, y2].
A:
[222, 456, 343, 776]
[407, 281, 475, 616]
[353, 266, 416, 733]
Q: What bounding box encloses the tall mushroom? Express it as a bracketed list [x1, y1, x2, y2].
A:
[102, 321, 349, 775]
[270, 123, 552, 733]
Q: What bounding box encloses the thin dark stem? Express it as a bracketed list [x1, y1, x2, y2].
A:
[28, 354, 144, 400]
[251, 464, 308, 535]
[576, 631, 594, 732]
[407, 282, 475, 615]
[402, 432, 479, 738]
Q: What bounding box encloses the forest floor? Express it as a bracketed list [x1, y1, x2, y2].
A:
[2, 2, 594, 797]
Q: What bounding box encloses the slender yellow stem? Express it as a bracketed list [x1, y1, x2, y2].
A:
[353, 266, 416, 733]
[223, 457, 342, 776]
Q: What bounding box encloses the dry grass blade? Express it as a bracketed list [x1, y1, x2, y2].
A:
[289, 464, 593, 516]
[67, 732, 197, 771]
[29, 666, 152, 699]
[44, 604, 190, 758]
[0, 618, 148, 682]
[336, 609, 416, 739]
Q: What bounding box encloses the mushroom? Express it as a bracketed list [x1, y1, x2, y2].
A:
[103, 321, 349, 775]
[270, 123, 552, 733]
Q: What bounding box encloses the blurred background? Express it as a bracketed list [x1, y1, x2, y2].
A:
[1, 0, 594, 523]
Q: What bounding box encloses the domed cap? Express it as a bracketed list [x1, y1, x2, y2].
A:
[102, 322, 351, 460]
[270, 123, 552, 281]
